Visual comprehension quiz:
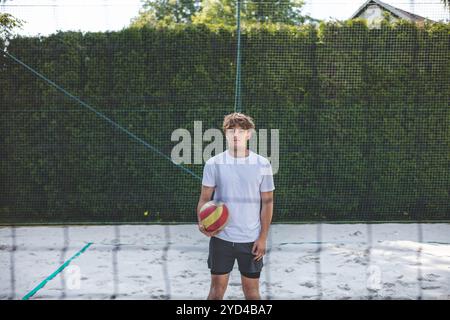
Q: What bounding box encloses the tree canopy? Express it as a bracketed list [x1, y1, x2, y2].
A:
[0, 13, 23, 42]
[131, 0, 317, 28]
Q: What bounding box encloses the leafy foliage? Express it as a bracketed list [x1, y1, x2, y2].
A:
[1, 21, 449, 223]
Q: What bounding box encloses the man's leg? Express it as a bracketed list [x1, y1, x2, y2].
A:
[208, 273, 230, 300]
[207, 237, 234, 300]
[241, 273, 261, 300]
[235, 241, 263, 300]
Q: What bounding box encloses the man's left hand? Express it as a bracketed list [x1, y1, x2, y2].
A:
[252, 237, 266, 262]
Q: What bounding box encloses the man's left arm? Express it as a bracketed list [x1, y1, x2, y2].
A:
[252, 191, 274, 261]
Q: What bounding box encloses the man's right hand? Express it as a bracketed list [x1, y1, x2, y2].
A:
[197, 185, 218, 237]
[198, 223, 221, 237]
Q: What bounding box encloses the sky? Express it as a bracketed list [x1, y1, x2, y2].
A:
[0, 0, 449, 36]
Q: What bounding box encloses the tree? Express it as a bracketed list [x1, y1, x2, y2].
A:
[0, 12, 23, 43]
[132, 0, 316, 28]
[191, 0, 236, 25]
[193, 0, 316, 26]
[244, 0, 309, 24]
[131, 0, 202, 27]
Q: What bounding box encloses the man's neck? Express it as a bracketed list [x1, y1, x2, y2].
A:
[228, 148, 249, 158]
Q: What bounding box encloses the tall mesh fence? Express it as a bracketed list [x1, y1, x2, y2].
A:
[1, 1, 449, 224]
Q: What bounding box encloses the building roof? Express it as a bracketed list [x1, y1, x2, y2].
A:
[350, 0, 430, 22]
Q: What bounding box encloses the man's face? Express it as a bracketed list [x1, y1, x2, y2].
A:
[225, 126, 252, 149]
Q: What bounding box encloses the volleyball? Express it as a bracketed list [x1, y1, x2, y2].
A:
[199, 201, 229, 233]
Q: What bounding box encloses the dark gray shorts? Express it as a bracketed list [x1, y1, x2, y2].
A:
[207, 236, 263, 278]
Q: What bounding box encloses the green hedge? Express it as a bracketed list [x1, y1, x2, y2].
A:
[1, 21, 449, 224]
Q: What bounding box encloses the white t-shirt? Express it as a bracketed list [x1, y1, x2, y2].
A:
[201, 149, 275, 243]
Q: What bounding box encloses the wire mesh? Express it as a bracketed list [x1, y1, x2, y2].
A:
[1, 1, 449, 224]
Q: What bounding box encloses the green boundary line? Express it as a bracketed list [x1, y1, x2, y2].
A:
[22, 242, 93, 300]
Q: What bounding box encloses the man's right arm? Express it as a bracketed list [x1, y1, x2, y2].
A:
[197, 185, 221, 237]
[197, 185, 215, 222]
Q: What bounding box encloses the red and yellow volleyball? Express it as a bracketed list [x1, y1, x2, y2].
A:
[199, 201, 229, 232]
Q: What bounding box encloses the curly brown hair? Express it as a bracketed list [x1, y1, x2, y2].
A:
[222, 112, 255, 132]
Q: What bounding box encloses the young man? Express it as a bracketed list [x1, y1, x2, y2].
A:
[197, 112, 275, 300]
